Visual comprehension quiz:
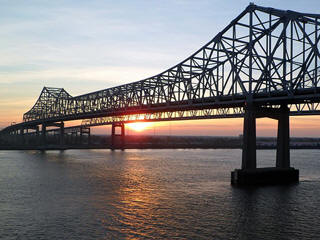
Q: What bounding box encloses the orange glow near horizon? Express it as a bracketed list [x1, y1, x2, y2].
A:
[127, 122, 154, 132]
[2, 112, 320, 137]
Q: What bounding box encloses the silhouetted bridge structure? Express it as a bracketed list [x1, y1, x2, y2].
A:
[2, 4, 320, 184]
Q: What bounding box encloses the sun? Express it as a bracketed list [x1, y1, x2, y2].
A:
[127, 122, 153, 132]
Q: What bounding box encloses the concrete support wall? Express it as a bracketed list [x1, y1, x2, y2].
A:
[87, 128, 91, 145]
[20, 128, 24, 145]
[60, 122, 65, 146]
[36, 126, 39, 144]
[111, 123, 125, 149]
[276, 105, 290, 168]
[41, 123, 46, 145]
[241, 104, 257, 169]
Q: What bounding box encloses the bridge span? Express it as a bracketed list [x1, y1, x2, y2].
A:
[2, 4, 320, 185]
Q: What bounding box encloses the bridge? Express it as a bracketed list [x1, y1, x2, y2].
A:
[1, 3, 320, 185]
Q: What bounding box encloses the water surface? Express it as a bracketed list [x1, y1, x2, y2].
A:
[1, 149, 320, 239]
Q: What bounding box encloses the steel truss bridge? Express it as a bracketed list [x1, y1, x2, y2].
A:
[1, 4, 320, 183]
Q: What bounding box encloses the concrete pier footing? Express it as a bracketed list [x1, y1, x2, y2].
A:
[231, 167, 299, 186]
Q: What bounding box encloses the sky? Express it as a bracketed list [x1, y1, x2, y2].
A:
[1, 0, 320, 136]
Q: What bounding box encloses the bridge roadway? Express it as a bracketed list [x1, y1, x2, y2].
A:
[1, 3, 320, 185]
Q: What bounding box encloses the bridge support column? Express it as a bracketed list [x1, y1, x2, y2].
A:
[35, 126, 39, 145]
[60, 122, 64, 147]
[25, 129, 30, 145]
[20, 128, 25, 145]
[88, 128, 91, 146]
[79, 126, 90, 146]
[276, 105, 290, 168]
[111, 123, 125, 150]
[231, 104, 299, 186]
[13, 130, 18, 145]
[41, 123, 46, 148]
[241, 103, 256, 169]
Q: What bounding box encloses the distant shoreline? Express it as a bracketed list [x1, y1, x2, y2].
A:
[2, 146, 320, 151]
[2, 135, 320, 150]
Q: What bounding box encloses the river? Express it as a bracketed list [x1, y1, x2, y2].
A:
[1, 149, 319, 239]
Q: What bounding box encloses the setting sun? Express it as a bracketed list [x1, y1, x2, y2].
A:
[127, 122, 153, 132]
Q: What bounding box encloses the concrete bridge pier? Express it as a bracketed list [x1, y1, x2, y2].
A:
[276, 105, 290, 168]
[23, 128, 30, 145]
[231, 103, 299, 186]
[60, 122, 65, 146]
[87, 129, 91, 145]
[35, 126, 39, 144]
[111, 123, 125, 150]
[80, 127, 90, 145]
[20, 128, 25, 145]
[13, 129, 18, 145]
[41, 123, 46, 147]
[241, 103, 256, 169]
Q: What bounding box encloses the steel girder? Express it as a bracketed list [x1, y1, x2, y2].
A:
[80, 102, 320, 127]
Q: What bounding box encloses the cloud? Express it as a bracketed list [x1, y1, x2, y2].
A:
[0, 65, 162, 92]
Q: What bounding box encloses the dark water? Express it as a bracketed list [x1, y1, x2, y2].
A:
[1, 149, 320, 239]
